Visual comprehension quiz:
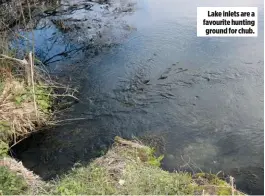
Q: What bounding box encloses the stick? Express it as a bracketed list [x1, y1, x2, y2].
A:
[0, 54, 31, 84]
[0, 54, 28, 65]
[29, 52, 38, 120]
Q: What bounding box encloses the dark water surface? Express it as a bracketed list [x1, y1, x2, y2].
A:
[13, 0, 264, 194]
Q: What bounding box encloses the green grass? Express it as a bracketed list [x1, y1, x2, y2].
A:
[12, 83, 53, 114]
[0, 80, 53, 157]
[55, 163, 196, 195]
[117, 164, 195, 195]
[54, 141, 198, 195]
[0, 166, 28, 195]
[55, 164, 116, 195]
[52, 139, 245, 195]
[193, 173, 244, 195]
[0, 137, 245, 195]
[0, 140, 9, 157]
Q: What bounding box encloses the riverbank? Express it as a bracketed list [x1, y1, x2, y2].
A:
[0, 0, 80, 156]
[1, 136, 245, 195]
[0, 50, 52, 194]
[0, 15, 77, 195]
[0, 52, 52, 155]
[0, 40, 77, 156]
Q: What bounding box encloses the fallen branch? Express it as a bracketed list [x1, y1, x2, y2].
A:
[0, 54, 28, 65]
[0, 54, 31, 85]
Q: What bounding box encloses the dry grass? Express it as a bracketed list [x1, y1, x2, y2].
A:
[0, 49, 78, 150]
[0, 36, 54, 146]
[0, 77, 49, 144]
[0, 4, 77, 148]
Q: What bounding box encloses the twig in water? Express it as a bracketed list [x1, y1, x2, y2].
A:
[180, 155, 195, 174]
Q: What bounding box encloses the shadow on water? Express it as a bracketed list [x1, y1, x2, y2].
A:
[12, 121, 114, 179]
[10, 0, 264, 194]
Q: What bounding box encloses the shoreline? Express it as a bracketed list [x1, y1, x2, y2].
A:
[0, 137, 246, 195]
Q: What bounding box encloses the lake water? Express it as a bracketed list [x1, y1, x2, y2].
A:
[13, 0, 264, 194]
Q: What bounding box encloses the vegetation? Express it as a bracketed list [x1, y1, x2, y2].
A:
[0, 157, 44, 195]
[0, 1, 77, 195]
[0, 137, 244, 195]
[0, 51, 54, 156]
[0, 166, 28, 195]
[0, 0, 77, 156]
[48, 137, 244, 195]
[1, 136, 244, 195]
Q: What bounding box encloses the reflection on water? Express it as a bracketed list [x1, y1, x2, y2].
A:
[12, 0, 264, 194]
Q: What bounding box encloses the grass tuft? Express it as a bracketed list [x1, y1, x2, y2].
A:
[56, 164, 116, 195]
[0, 166, 28, 195]
[0, 77, 53, 144]
[51, 137, 246, 195]
[0, 137, 246, 195]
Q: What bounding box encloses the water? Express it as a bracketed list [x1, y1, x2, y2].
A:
[12, 0, 264, 194]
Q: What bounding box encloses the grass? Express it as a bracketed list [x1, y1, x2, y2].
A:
[0, 6, 78, 193]
[0, 51, 77, 157]
[55, 163, 194, 195]
[0, 166, 28, 195]
[53, 137, 196, 195]
[0, 4, 79, 196]
[0, 157, 44, 195]
[55, 164, 116, 195]
[0, 133, 245, 195]
[50, 137, 245, 195]
[0, 30, 76, 157]
[0, 141, 9, 157]
[0, 68, 53, 155]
